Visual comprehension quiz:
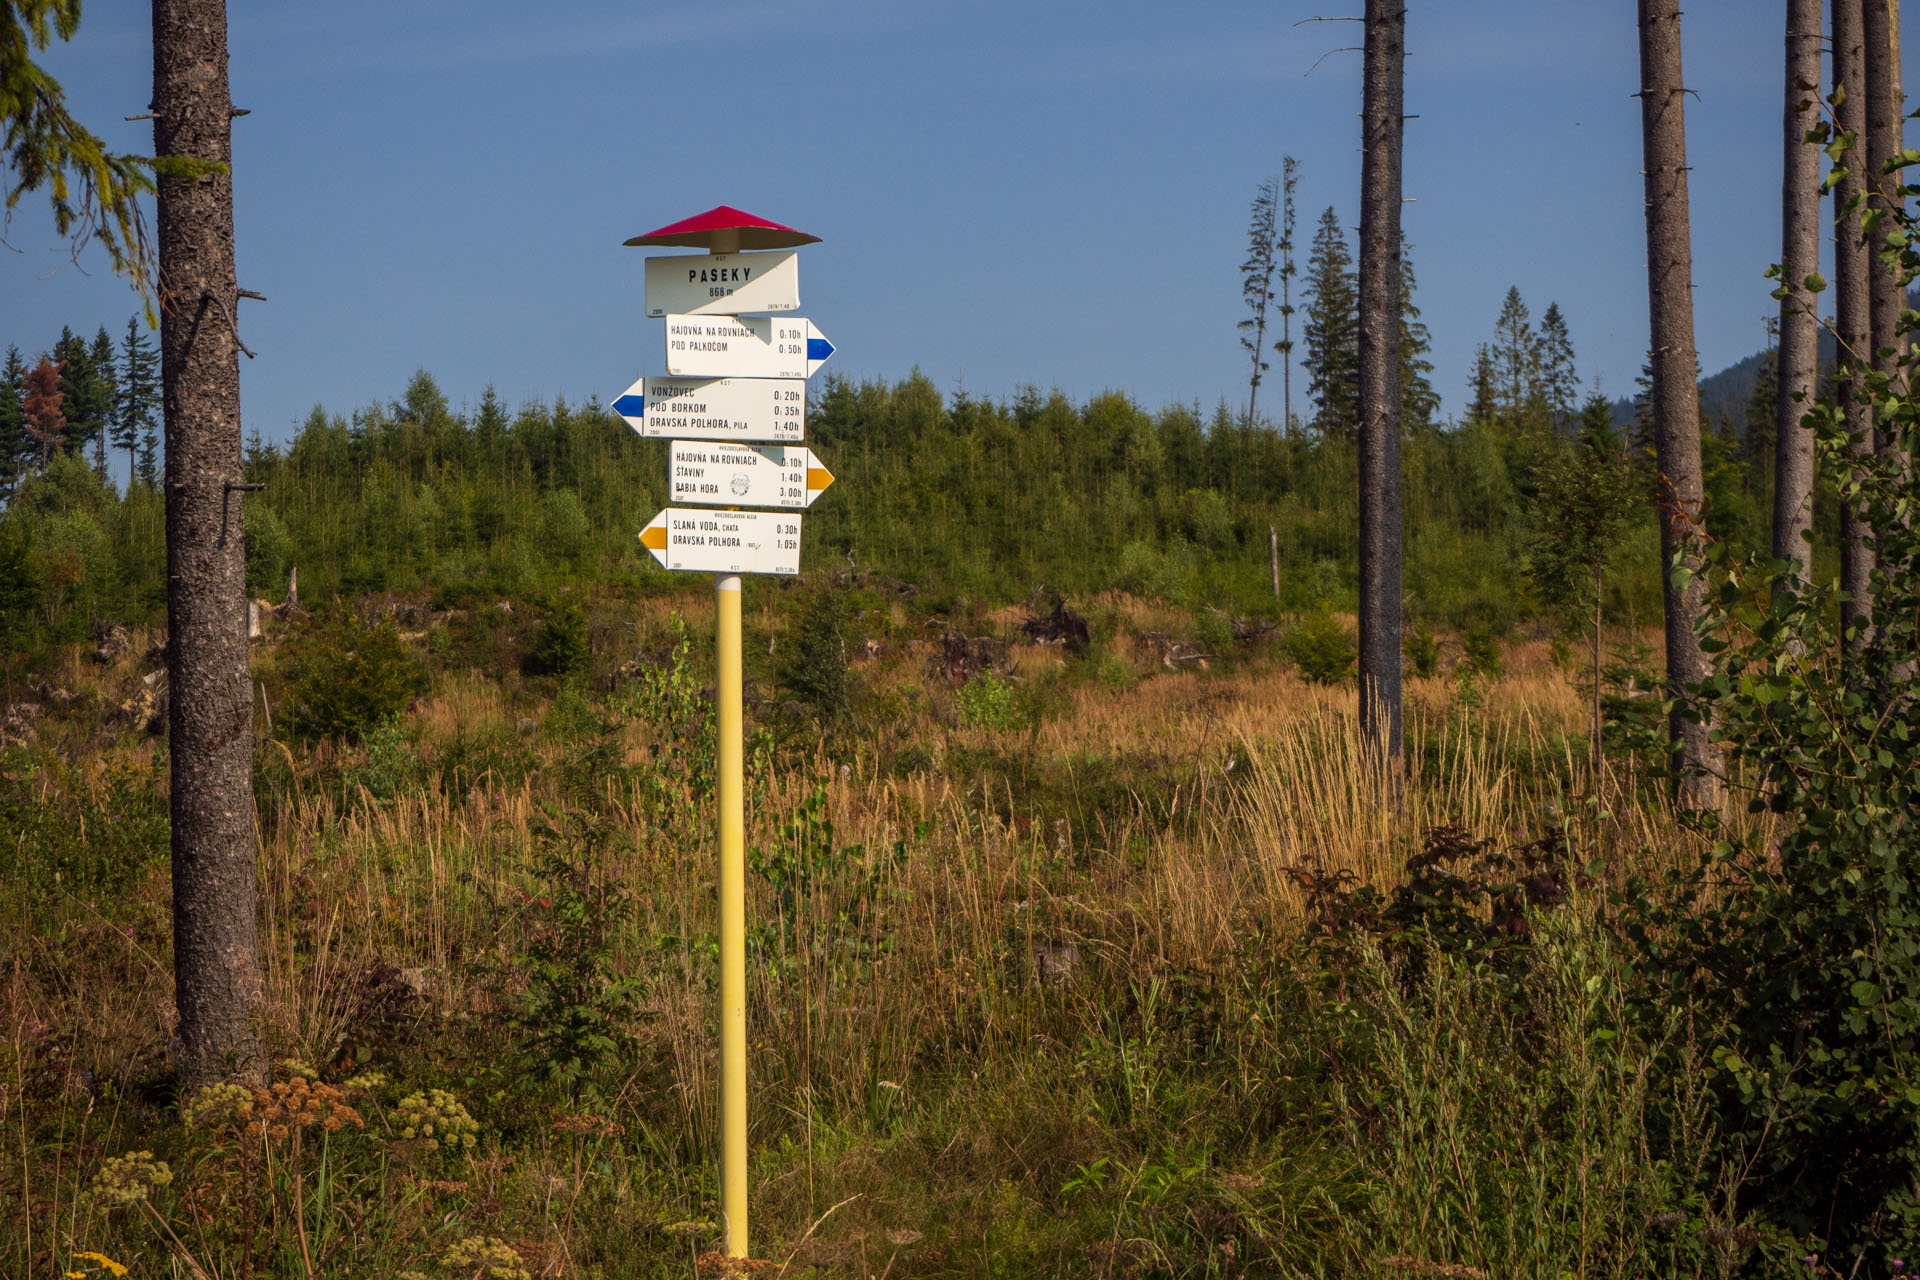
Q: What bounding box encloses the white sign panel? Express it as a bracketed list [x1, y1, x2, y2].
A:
[613, 376, 806, 442]
[640, 508, 802, 575]
[645, 251, 799, 318]
[670, 441, 835, 509]
[664, 315, 835, 379]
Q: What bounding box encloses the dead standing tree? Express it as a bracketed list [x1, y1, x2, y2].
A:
[1636, 0, 1722, 807]
[1864, 0, 1906, 406]
[1832, 0, 1876, 645]
[1774, 0, 1821, 587]
[1356, 0, 1407, 771]
[154, 0, 264, 1083]
[1293, 7, 1407, 773]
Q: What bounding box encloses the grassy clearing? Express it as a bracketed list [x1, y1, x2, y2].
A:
[0, 587, 1740, 1278]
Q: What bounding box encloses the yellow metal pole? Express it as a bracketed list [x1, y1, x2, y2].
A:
[715, 571, 748, 1258]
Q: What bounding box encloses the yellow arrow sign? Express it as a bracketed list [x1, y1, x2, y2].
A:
[638, 508, 803, 576]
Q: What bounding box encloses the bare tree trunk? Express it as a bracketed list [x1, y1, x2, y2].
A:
[1357, 0, 1406, 769]
[1865, 0, 1905, 395]
[1270, 524, 1280, 600]
[154, 0, 263, 1084]
[1281, 327, 1292, 436]
[1833, 0, 1876, 644]
[1592, 559, 1604, 796]
[1637, 0, 1721, 808]
[1281, 156, 1297, 438]
[1775, 0, 1822, 585]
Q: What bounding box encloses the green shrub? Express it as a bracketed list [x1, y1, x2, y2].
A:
[1623, 388, 1920, 1265]
[1461, 620, 1503, 678]
[541, 489, 592, 567]
[1293, 830, 1730, 1277]
[281, 609, 428, 744]
[1192, 609, 1235, 656]
[1091, 646, 1138, 691]
[957, 669, 1024, 731]
[781, 586, 850, 717]
[244, 503, 293, 597]
[506, 814, 643, 1106]
[1406, 622, 1441, 678]
[0, 759, 167, 902]
[342, 716, 419, 802]
[1116, 537, 1193, 602]
[522, 601, 588, 678]
[1285, 612, 1354, 685]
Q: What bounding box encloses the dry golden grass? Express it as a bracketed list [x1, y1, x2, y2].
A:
[6, 597, 1742, 1276]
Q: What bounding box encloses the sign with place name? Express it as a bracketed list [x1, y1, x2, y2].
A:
[670, 441, 834, 509]
[613, 376, 806, 442]
[664, 315, 835, 379]
[645, 251, 799, 318]
[639, 508, 802, 575]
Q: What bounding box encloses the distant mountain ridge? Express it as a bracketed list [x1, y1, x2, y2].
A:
[1609, 329, 1839, 436]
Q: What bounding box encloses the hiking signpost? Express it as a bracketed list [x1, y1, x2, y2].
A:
[619, 206, 835, 1263]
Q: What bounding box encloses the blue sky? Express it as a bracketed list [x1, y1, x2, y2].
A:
[1, 1, 1899, 454]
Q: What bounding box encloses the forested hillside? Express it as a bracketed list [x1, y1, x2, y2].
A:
[7, 331, 1808, 670]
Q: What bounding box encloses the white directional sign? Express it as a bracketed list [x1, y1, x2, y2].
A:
[640, 508, 802, 575]
[614, 376, 806, 442]
[670, 441, 834, 509]
[664, 315, 835, 379]
[645, 251, 800, 318]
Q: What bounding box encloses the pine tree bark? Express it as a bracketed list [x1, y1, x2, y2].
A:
[1775, 0, 1822, 584]
[153, 0, 262, 1083]
[1357, 0, 1405, 769]
[1637, 0, 1721, 808]
[1833, 0, 1876, 643]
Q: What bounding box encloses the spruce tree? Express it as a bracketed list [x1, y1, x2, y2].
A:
[1527, 394, 1638, 785]
[51, 325, 112, 467]
[87, 325, 117, 476]
[1303, 206, 1359, 440]
[115, 316, 160, 488]
[1536, 302, 1578, 433]
[1465, 346, 1499, 428]
[475, 384, 509, 464]
[136, 419, 160, 490]
[51, 325, 89, 457]
[0, 347, 24, 501]
[1397, 234, 1440, 432]
[1492, 287, 1540, 429]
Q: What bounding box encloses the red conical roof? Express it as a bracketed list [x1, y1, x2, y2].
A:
[623, 206, 821, 251]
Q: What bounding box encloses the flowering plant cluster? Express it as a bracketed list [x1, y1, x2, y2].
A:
[395, 1088, 479, 1152]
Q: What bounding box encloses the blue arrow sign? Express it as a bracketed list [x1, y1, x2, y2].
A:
[807, 335, 834, 363]
[612, 375, 806, 442]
